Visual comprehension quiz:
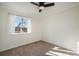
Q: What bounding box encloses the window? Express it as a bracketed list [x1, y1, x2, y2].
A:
[9, 15, 31, 34]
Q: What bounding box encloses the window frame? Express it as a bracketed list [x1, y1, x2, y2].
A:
[9, 15, 31, 34]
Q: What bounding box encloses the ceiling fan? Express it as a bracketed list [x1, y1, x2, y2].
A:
[31, 2, 55, 13]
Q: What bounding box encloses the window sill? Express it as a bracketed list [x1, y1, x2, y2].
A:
[9, 32, 30, 35]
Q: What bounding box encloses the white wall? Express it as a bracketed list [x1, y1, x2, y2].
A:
[42, 5, 79, 52]
[0, 7, 42, 52]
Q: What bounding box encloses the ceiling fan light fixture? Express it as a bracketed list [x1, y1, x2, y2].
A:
[39, 6, 44, 10]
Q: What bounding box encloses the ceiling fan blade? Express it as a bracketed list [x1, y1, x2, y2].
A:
[31, 2, 39, 6]
[44, 3, 55, 7]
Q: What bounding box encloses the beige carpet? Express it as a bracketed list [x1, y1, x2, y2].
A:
[0, 40, 79, 56]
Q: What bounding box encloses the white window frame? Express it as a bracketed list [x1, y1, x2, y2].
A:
[9, 15, 31, 34]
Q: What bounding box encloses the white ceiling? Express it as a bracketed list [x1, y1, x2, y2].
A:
[0, 2, 79, 15]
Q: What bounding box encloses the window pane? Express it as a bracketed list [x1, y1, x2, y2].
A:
[13, 15, 31, 33]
